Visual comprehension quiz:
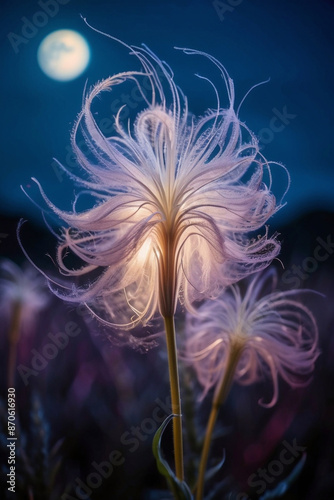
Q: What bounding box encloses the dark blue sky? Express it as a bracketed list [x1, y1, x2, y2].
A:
[1, 0, 333, 227]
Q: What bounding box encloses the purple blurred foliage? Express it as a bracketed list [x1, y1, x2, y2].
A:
[0, 210, 333, 499]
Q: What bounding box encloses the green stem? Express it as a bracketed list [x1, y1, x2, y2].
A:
[7, 301, 22, 388]
[164, 315, 184, 482]
[196, 340, 245, 500]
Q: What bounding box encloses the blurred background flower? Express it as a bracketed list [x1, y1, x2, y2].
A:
[0, 259, 50, 387]
[0, 259, 50, 336]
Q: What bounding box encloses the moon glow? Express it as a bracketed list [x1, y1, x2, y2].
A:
[37, 30, 90, 81]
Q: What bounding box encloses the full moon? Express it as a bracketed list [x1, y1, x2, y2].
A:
[37, 30, 90, 81]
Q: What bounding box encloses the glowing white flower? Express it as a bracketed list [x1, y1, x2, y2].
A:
[32, 42, 283, 340]
[0, 259, 49, 334]
[185, 269, 319, 407]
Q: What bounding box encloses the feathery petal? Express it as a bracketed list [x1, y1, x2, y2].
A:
[30, 41, 284, 339]
[184, 269, 319, 406]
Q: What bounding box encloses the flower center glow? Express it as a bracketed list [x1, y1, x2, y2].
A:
[136, 238, 153, 265]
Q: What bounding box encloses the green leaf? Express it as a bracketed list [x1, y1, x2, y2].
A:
[259, 453, 307, 499]
[152, 414, 193, 500]
[204, 450, 226, 482]
[192, 450, 226, 495]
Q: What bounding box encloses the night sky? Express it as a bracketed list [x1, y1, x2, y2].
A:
[1, 2, 334, 498]
[1, 0, 333, 228]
